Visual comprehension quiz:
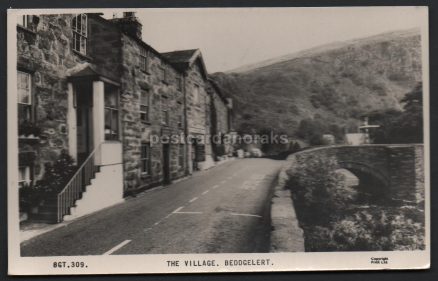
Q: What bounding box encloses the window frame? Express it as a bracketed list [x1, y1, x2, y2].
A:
[17, 70, 33, 122]
[139, 89, 150, 123]
[18, 71, 31, 106]
[178, 144, 185, 170]
[176, 76, 182, 91]
[140, 48, 149, 73]
[104, 87, 120, 141]
[18, 166, 32, 188]
[18, 15, 30, 28]
[140, 143, 150, 175]
[161, 108, 170, 126]
[72, 14, 88, 55]
[160, 65, 168, 84]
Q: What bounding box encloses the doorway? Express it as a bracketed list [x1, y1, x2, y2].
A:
[75, 82, 93, 164]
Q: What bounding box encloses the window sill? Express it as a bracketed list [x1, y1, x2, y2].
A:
[141, 173, 151, 179]
[141, 120, 152, 125]
[17, 25, 36, 36]
[72, 50, 93, 62]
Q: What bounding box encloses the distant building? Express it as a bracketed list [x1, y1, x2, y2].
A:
[345, 116, 380, 145]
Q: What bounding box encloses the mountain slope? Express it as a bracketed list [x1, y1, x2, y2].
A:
[212, 29, 422, 137]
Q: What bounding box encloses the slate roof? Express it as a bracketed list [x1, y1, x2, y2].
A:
[161, 49, 208, 78]
[161, 49, 199, 64]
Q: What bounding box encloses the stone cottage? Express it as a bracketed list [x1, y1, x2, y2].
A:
[16, 12, 234, 223]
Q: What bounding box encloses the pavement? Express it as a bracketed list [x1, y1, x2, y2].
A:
[21, 158, 284, 256]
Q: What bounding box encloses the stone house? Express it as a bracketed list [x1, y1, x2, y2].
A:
[16, 12, 233, 223]
[206, 78, 234, 159]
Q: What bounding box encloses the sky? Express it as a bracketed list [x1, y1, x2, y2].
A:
[104, 7, 427, 73]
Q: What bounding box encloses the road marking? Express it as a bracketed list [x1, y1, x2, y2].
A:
[189, 197, 198, 203]
[164, 213, 172, 219]
[174, 211, 203, 214]
[154, 221, 161, 226]
[221, 180, 227, 184]
[230, 213, 262, 218]
[212, 185, 219, 189]
[201, 190, 209, 195]
[172, 206, 184, 213]
[103, 240, 131, 255]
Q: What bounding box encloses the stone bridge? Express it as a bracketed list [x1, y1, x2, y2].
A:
[286, 144, 424, 203]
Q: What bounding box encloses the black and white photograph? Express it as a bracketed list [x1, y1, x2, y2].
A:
[7, 6, 429, 274]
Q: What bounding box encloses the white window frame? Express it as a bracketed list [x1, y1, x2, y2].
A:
[18, 71, 32, 105]
[140, 48, 149, 72]
[18, 15, 30, 28]
[72, 14, 88, 55]
[140, 89, 150, 122]
[18, 166, 31, 188]
[140, 143, 150, 175]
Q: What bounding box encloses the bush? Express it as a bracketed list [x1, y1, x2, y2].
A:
[34, 150, 76, 194]
[286, 152, 425, 251]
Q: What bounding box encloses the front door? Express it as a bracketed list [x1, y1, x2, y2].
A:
[163, 144, 171, 184]
[75, 83, 93, 164]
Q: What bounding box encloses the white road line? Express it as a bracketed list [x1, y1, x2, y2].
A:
[103, 240, 131, 255]
[189, 197, 198, 203]
[230, 213, 262, 218]
[154, 221, 161, 226]
[172, 206, 184, 213]
[201, 190, 209, 195]
[212, 184, 219, 189]
[164, 213, 173, 219]
[174, 211, 203, 214]
[221, 180, 227, 184]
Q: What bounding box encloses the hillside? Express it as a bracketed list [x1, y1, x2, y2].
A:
[211, 28, 422, 137]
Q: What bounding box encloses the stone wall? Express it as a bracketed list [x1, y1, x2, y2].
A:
[17, 14, 90, 182]
[119, 34, 186, 193]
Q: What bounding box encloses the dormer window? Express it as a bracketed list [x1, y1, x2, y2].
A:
[72, 14, 87, 55]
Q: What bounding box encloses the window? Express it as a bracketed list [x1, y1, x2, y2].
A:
[161, 109, 169, 126]
[140, 48, 149, 72]
[17, 71, 32, 121]
[140, 89, 150, 122]
[72, 14, 87, 55]
[193, 84, 200, 104]
[178, 114, 183, 128]
[18, 166, 31, 188]
[18, 15, 30, 28]
[140, 143, 150, 175]
[160, 66, 167, 83]
[178, 144, 185, 169]
[104, 87, 119, 140]
[176, 76, 182, 91]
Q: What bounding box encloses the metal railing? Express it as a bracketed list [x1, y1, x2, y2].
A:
[57, 144, 101, 223]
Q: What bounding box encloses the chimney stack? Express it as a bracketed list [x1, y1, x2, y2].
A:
[111, 11, 142, 40]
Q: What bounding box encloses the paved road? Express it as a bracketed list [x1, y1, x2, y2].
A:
[21, 158, 284, 256]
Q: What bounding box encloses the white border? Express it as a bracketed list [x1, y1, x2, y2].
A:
[7, 7, 430, 275]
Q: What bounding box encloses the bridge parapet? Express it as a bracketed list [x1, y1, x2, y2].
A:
[286, 144, 424, 203]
